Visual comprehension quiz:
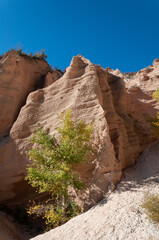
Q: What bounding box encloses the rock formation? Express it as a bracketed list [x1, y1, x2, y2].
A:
[0, 52, 158, 212]
[126, 61, 159, 147]
[0, 51, 60, 205]
[0, 51, 50, 137]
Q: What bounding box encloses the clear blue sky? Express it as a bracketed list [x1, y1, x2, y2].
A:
[0, 0, 159, 72]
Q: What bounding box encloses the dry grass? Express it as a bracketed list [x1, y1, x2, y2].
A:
[142, 193, 159, 223]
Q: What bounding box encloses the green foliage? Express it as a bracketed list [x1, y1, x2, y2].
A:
[150, 112, 159, 137]
[27, 200, 80, 230]
[25, 110, 93, 230]
[150, 89, 159, 137]
[7, 47, 47, 60]
[33, 49, 47, 60]
[142, 193, 159, 223]
[152, 89, 159, 101]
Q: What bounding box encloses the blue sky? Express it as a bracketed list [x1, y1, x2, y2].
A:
[0, 0, 159, 72]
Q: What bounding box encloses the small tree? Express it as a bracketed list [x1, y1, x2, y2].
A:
[25, 110, 93, 230]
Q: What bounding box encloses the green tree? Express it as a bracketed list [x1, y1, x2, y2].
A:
[25, 110, 93, 230]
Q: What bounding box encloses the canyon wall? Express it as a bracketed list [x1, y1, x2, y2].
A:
[0, 52, 158, 210]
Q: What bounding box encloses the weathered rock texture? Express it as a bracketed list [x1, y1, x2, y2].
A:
[31, 141, 159, 240]
[0, 54, 158, 210]
[44, 70, 63, 87]
[0, 51, 60, 205]
[0, 51, 50, 137]
[125, 60, 159, 147]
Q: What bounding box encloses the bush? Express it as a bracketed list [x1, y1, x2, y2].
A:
[152, 89, 159, 100]
[142, 193, 159, 223]
[33, 49, 47, 60]
[150, 89, 159, 137]
[7, 47, 47, 60]
[25, 110, 93, 230]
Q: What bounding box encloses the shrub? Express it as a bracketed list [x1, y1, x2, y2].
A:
[152, 89, 159, 100]
[142, 193, 159, 223]
[7, 47, 47, 60]
[150, 89, 159, 137]
[33, 49, 47, 60]
[25, 110, 93, 230]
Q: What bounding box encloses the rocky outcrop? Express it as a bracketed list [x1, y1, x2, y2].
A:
[126, 60, 159, 147]
[0, 51, 51, 137]
[44, 70, 63, 87]
[0, 54, 158, 211]
[9, 55, 141, 209]
[0, 51, 61, 205]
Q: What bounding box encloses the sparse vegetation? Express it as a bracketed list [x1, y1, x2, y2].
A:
[152, 89, 159, 101]
[33, 49, 47, 60]
[141, 90, 159, 223]
[25, 110, 93, 230]
[150, 89, 159, 137]
[52, 66, 63, 74]
[7, 47, 47, 60]
[142, 193, 159, 223]
[123, 72, 136, 80]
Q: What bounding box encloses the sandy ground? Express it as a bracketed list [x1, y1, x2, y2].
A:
[31, 141, 159, 240]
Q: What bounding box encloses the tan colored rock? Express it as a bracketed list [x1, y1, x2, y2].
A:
[2, 55, 141, 209]
[44, 71, 63, 87]
[106, 67, 123, 78]
[126, 59, 159, 148]
[0, 51, 50, 136]
[0, 51, 51, 206]
[153, 58, 159, 67]
[0, 54, 158, 212]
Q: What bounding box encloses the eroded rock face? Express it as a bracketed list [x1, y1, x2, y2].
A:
[0, 51, 60, 206]
[0, 54, 158, 210]
[0, 51, 50, 137]
[44, 71, 63, 87]
[126, 60, 159, 148]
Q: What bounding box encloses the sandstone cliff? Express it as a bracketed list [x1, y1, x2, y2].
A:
[0, 51, 60, 205]
[0, 53, 158, 211]
[0, 51, 50, 137]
